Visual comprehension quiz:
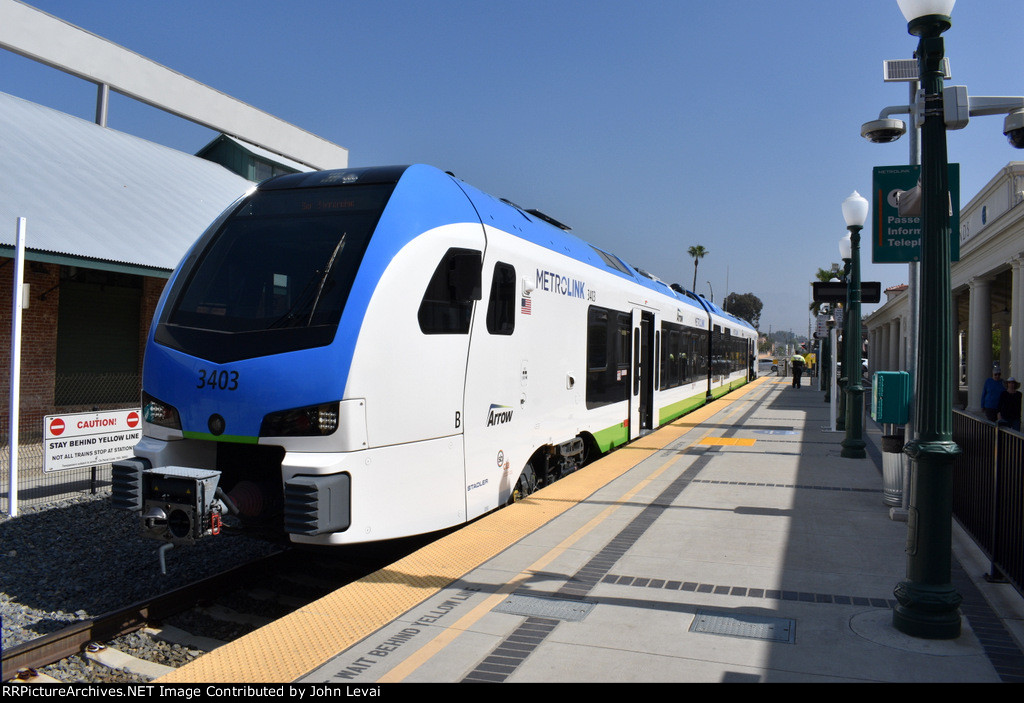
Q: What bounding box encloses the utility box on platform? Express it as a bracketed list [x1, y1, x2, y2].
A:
[872, 371, 911, 424]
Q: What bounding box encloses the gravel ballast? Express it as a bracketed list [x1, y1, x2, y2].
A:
[1, 493, 278, 656]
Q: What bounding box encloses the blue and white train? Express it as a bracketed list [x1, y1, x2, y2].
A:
[112, 164, 757, 548]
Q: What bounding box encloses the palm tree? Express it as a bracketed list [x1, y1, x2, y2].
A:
[688, 245, 708, 292]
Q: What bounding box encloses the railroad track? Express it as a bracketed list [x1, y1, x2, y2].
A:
[3, 546, 389, 684]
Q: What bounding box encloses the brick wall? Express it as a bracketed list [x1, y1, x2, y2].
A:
[0, 260, 167, 441]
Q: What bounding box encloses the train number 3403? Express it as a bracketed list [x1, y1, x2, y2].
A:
[196, 369, 239, 391]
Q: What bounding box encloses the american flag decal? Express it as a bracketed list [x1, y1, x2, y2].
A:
[521, 297, 532, 315]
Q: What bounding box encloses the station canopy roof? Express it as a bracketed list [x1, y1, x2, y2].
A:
[0, 90, 254, 277]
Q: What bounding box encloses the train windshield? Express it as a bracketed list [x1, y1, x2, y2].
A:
[156, 183, 394, 362]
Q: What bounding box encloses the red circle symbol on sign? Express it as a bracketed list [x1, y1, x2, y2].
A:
[127, 412, 140, 428]
[50, 418, 65, 436]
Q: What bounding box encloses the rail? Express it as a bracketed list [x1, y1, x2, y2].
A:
[952, 410, 1024, 598]
[1, 551, 291, 681]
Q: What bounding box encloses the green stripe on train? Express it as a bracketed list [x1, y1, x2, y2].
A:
[592, 422, 630, 452]
[182, 431, 259, 444]
[590, 379, 750, 452]
[658, 378, 749, 424]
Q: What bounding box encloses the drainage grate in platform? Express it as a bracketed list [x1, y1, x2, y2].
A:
[493, 593, 595, 622]
[689, 609, 796, 644]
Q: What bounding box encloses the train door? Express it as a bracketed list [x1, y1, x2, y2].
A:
[630, 309, 656, 438]
[463, 257, 528, 516]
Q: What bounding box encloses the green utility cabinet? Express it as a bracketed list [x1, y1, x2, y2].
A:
[872, 371, 911, 424]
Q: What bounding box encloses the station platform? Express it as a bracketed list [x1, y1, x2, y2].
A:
[159, 376, 1024, 683]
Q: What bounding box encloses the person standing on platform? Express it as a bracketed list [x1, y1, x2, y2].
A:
[791, 355, 804, 389]
[982, 368, 1006, 422]
[998, 378, 1021, 431]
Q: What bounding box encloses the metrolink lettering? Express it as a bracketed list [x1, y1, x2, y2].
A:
[536, 268, 587, 299]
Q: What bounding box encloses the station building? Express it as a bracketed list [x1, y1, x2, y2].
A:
[0, 90, 298, 437]
[864, 162, 1024, 414]
[0, 2, 346, 446]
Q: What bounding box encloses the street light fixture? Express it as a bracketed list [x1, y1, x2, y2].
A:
[840, 192, 868, 459]
[893, 0, 962, 640]
[839, 232, 852, 262]
[862, 3, 1024, 640]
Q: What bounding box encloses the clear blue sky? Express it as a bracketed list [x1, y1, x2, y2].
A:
[2, 0, 1021, 335]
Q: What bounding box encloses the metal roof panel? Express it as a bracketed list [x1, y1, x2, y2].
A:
[0, 91, 253, 272]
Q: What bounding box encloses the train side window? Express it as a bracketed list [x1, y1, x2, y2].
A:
[660, 324, 685, 389]
[694, 329, 709, 377]
[485, 262, 516, 335]
[587, 308, 608, 371]
[586, 305, 630, 409]
[418, 248, 482, 334]
[616, 313, 631, 369]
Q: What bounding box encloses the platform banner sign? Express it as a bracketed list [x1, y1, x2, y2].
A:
[43, 408, 142, 472]
[871, 164, 960, 264]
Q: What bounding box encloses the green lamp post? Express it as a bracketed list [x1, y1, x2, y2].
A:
[892, 0, 962, 639]
[840, 193, 868, 459]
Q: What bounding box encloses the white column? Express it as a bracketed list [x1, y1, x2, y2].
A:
[872, 327, 882, 373]
[889, 318, 902, 372]
[900, 314, 910, 370]
[998, 320, 1011, 376]
[867, 327, 876, 374]
[1011, 256, 1023, 380]
[967, 276, 993, 414]
[880, 322, 891, 371]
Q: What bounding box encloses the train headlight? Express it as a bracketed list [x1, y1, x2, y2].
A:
[142, 392, 181, 430]
[260, 402, 340, 437]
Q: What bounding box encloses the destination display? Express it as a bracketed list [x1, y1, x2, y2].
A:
[812, 281, 881, 304]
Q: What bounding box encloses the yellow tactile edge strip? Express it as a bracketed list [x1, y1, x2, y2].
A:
[159, 376, 772, 683]
[698, 437, 758, 446]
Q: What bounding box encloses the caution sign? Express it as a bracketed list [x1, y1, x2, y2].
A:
[43, 409, 142, 472]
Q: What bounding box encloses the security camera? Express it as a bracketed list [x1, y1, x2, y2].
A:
[861, 118, 907, 143]
[1004, 109, 1024, 149]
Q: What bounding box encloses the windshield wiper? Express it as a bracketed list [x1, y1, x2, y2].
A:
[268, 232, 347, 329]
[307, 233, 346, 325]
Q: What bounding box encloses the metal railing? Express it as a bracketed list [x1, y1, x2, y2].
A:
[2, 373, 138, 515]
[1, 442, 112, 514]
[952, 410, 1024, 597]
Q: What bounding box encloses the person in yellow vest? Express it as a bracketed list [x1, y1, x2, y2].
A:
[791, 354, 805, 389]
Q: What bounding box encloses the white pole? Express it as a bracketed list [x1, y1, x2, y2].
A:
[830, 324, 839, 430]
[8, 218, 26, 517]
